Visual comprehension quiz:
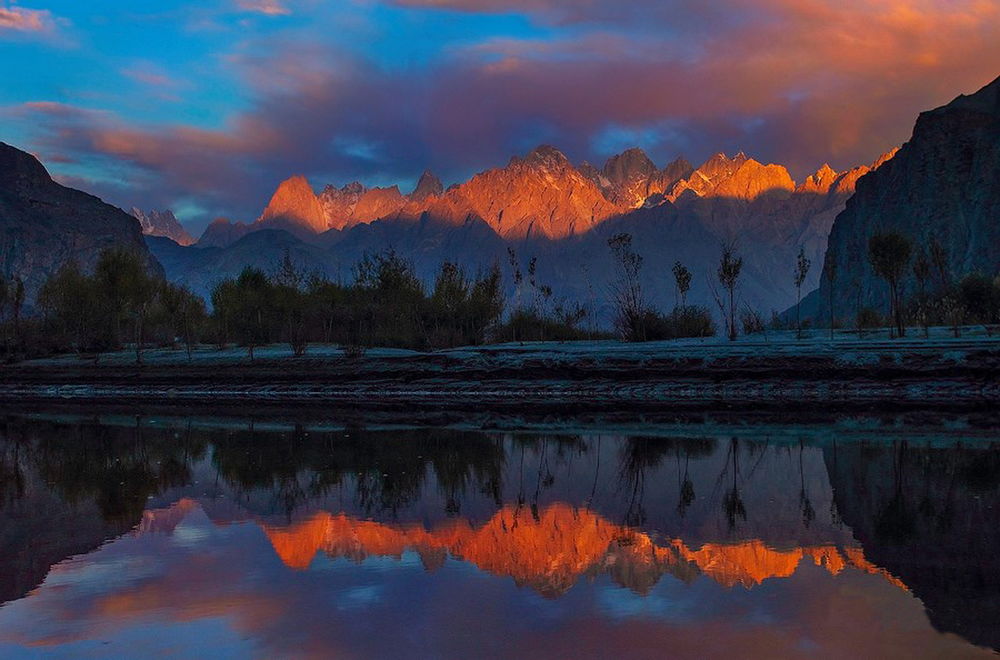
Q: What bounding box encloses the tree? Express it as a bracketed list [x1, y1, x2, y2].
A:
[11, 277, 24, 345]
[824, 250, 837, 340]
[929, 238, 950, 292]
[37, 261, 105, 353]
[273, 251, 310, 356]
[717, 241, 743, 341]
[94, 247, 159, 362]
[218, 267, 274, 360]
[307, 274, 345, 343]
[958, 273, 1000, 325]
[160, 282, 206, 359]
[0, 279, 8, 357]
[672, 261, 692, 308]
[867, 231, 912, 338]
[210, 278, 239, 348]
[468, 262, 504, 344]
[608, 233, 647, 341]
[355, 250, 425, 348]
[912, 247, 932, 338]
[431, 261, 470, 346]
[794, 247, 811, 339]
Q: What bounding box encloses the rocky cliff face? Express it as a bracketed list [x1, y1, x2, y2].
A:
[439, 145, 621, 239]
[410, 170, 444, 201]
[257, 175, 328, 237]
[585, 148, 694, 208]
[818, 76, 1000, 322]
[131, 208, 194, 246]
[0, 142, 161, 303]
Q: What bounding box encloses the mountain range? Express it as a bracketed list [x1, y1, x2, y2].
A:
[3, 75, 998, 326]
[148, 144, 895, 320]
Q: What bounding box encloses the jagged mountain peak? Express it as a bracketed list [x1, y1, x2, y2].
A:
[664, 155, 694, 174]
[323, 181, 365, 196]
[411, 170, 444, 201]
[602, 148, 657, 184]
[258, 174, 327, 233]
[131, 208, 195, 246]
[516, 144, 571, 170]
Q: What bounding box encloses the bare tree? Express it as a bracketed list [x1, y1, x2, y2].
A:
[824, 250, 837, 341]
[717, 241, 743, 341]
[607, 233, 647, 341]
[672, 261, 692, 308]
[794, 247, 811, 339]
[912, 246, 931, 338]
[929, 237, 950, 293]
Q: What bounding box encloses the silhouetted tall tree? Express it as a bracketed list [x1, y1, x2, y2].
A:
[794, 247, 811, 339]
[672, 261, 692, 309]
[868, 231, 912, 338]
[717, 241, 743, 341]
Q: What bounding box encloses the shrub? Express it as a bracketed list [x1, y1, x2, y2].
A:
[645, 306, 717, 341]
[857, 306, 883, 330]
[496, 308, 602, 343]
[740, 308, 766, 336]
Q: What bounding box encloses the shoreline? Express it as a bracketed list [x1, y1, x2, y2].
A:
[2, 333, 998, 408]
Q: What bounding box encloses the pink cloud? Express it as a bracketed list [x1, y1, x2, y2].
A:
[14, 0, 1000, 224]
[0, 5, 56, 34]
[235, 0, 292, 16]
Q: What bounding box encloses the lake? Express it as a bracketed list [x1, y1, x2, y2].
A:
[0, 412, 997, 658]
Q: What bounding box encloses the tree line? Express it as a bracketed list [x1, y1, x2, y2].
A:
[6, 227, 995, 363]
[829, 230, 1000, 338]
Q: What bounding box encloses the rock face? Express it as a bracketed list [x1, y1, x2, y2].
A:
[257, 175, 328, 238]
[818, 76, 1000, 323]
[410, 170, 444, 201]
[433, 145, 621, 239]
[197, 217, 250, 248]
[131, 208, 194, 246]
[589, 149, 694, 208]
[0, 142, 161, 303]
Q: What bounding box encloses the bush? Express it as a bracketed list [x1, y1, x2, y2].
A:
[958, 273, 1000, 324]
[645, 306, 717, 341]
[740, 308, 766, 335]
[496, 308, 603, 343]
[856, 306, 883, 330]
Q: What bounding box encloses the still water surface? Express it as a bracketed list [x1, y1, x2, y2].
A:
[0, 413, 998, 658]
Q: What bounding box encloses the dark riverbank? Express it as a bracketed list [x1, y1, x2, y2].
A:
[1, 332, 998, 410]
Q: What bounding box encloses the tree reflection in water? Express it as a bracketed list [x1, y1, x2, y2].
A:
[0, 414, 997, 652]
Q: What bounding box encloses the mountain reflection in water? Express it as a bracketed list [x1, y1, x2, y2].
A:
[0, 415, 997, 658]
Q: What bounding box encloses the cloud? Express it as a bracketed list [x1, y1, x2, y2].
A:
[0, 4, 58, 35]
[120, 62, 190, 102]
[14, 0, 1000, 229]
[235, 0, 292, 15]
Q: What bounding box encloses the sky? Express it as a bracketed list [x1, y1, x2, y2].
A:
[2, 0, 1000, 234]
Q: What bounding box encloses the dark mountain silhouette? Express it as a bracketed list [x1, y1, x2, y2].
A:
[815, 75, 1000, 321]
[0, 142, 161, 302]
